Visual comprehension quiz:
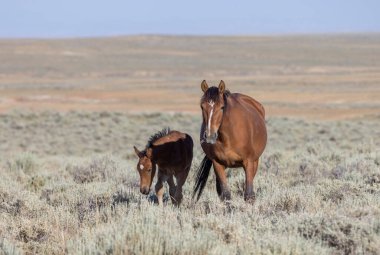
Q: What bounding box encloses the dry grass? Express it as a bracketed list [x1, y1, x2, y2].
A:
[0, 111, 379, 254]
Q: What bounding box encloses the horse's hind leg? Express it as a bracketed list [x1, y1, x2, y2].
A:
[213, 160, 231, 201]
[167, 175, 177, 203]
[216, 177, 222, 197]
[243, 159, 259, 202]
[173, 168, 189, 206]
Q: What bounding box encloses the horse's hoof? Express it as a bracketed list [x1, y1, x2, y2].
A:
[244, 194, 256, 203]
[220, 190, 231, 201]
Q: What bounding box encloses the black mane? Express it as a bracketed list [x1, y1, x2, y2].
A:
[146, 127, 171, 148]
[201, 87, 231, 103]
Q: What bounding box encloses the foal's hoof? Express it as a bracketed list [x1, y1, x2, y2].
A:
[148, 194, 159, 204]
[172, 202, 181, 207]
[148, 194, 169, 205]
[171, 197, 182, 207]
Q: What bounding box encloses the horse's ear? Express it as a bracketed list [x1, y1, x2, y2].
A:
[134, 146, 142, 158]
[201, 80, 208, 92]
[146, 148, 153, 159]
[218, 80, 225, 94]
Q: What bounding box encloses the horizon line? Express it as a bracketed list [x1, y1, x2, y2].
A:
[1, 31, 380, 40]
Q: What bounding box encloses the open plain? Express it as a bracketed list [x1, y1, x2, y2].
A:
[0, 35, 380, 254]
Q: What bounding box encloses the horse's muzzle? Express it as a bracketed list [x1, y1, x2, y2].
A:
[140, 187, 150, 195]
[206, 132, 218, 144]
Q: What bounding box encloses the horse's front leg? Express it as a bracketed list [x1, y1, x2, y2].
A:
[155, 171, 168, 206]
[213, 160, 231, 201]
[243, 159, 259, 202]
[173, 168, 190, 206]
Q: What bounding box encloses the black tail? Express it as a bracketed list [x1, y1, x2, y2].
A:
[192, 156, 213, 201]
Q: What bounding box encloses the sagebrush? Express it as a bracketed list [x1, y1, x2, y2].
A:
[0, 112, 379, 254]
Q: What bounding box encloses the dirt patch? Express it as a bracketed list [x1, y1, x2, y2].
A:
[1, 88, 379, 120]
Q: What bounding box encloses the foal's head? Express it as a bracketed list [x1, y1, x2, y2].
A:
[200, 80, 229, 144]
[133, 146, 156, 195]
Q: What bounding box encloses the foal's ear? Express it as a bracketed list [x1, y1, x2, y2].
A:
[218, 80, 225, 94]
[201, 80, 208, 93]
[146, 148, 153, 159]
[133, 146, 142, 158]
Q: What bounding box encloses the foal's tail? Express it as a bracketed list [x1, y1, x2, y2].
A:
[192, 156, 213, 201]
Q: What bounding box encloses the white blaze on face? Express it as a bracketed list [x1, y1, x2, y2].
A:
[139, 164, 144, 170]
[207, 100, 215, 135]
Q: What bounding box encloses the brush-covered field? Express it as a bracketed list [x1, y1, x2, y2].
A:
[1, 111, 379, 254]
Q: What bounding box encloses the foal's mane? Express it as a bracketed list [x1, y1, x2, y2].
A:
[201, 87, 231, 103]
[146, 127, 171, 148]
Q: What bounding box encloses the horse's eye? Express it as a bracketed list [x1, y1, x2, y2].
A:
[221, 106, 225, 110]
[147, 168, 152, 172]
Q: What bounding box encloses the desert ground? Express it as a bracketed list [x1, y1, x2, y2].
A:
[0, 35, 379, 254]
[1, 35, 380, 119]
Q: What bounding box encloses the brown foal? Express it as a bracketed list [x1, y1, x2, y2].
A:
[134, 128, 193, 206]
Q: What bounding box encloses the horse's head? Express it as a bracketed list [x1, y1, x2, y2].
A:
[200, 80, 227, 144]
[133, 146, 156, 195]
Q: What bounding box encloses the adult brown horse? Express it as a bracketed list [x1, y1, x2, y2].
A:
[193, 80, 267, 202]
[134, 128, 193, 206]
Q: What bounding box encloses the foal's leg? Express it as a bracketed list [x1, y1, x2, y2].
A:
[213, 160, 231, 201]
[173, 169, 189, 206]
[243, 159, 259, 202]
[155, 171, 168, 206]
[167, 175, 177, 204]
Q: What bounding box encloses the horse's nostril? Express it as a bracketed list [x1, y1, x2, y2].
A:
[140, 187, 149, 195]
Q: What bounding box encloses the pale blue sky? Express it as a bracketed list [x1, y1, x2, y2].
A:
[0, 0, 379, 38]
